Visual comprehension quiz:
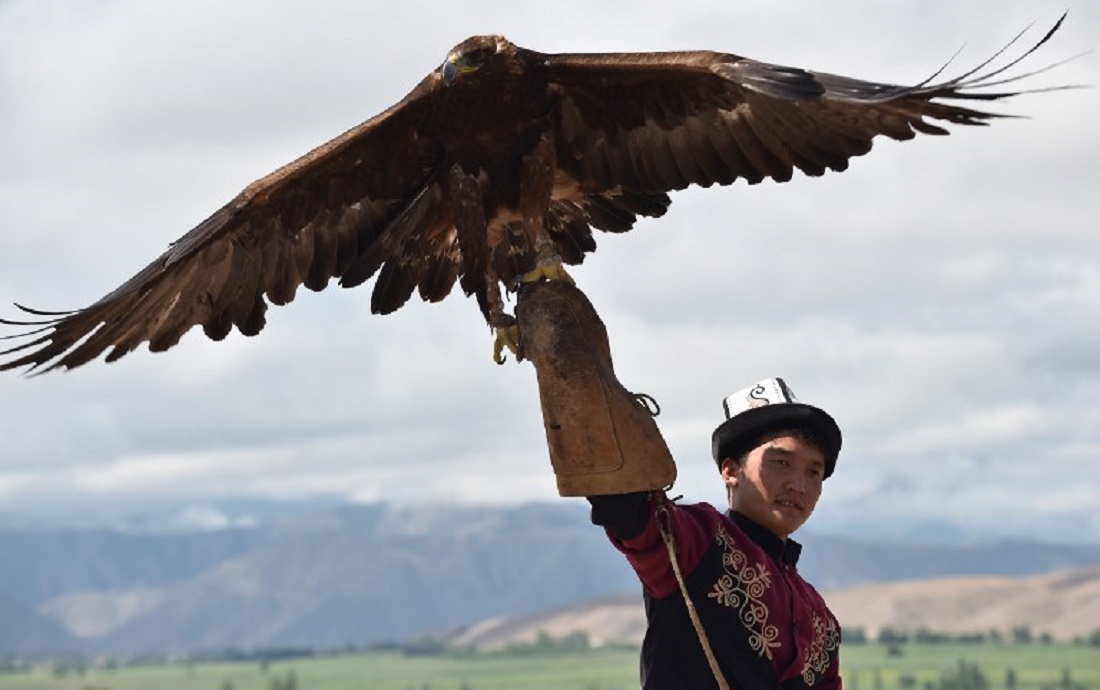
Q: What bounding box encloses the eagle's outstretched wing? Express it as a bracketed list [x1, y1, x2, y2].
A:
[539, 14, 1068, 191]
[1, 15, 1069, 374]
[1, 73, 457, 373]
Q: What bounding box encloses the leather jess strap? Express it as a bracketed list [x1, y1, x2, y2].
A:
[653, 491, 732, 690]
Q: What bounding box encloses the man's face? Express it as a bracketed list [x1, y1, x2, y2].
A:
[721, 433, 825, 540]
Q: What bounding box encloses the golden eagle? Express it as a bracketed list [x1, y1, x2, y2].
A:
[0, 17, 1068, 373]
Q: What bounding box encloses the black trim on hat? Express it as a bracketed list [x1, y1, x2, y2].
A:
[711, 403, 842, 478]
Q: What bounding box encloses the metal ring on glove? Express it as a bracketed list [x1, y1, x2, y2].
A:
[632, 392, 661, 417]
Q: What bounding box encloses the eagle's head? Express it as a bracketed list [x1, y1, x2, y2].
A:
[441, 35, 517, 87]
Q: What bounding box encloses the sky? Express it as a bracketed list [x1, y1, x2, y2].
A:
[0, 0, 1096, 543]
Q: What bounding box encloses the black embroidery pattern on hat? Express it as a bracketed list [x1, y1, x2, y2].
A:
[747, 384, 769, 407]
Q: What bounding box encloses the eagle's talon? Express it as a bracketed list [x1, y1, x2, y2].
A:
[493, 324, 521, 365]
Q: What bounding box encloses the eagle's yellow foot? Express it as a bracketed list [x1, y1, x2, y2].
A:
[494, 262, 572, 363]
[507, 261, 575, 295]
[521, 261, 575, 285]
[490, 313, 520, 365]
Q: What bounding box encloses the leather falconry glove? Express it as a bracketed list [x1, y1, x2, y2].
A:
[515, 280, 676, 497]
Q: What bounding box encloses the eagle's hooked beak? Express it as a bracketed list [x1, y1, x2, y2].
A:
[441, 53, 460, 87]
[442, 51, 482, 87]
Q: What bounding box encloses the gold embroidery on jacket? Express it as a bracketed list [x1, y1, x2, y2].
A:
[707, 526, 780, 659]
[801, 613, 840, 684]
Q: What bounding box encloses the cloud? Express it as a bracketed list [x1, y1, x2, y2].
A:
[1, 0, 1096, 542]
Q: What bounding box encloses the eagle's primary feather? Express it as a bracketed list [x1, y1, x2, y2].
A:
[0, 16, 1070, 373]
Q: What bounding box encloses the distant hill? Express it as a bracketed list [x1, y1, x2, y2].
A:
[19, 503, 633, 654]
[450, 566, 1100, 650]
[0, 594, 81, 656]
[2, 501, 1099, 656]
[825, 565, 1100, 641]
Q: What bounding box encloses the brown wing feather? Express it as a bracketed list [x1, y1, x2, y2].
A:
[1, 75, 443, 374]
[541, 14, 1065, 195]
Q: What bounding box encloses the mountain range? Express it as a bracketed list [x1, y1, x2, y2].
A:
[2, 501, 1099, 657]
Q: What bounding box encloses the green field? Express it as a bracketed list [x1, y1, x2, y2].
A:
[1, 644, 1097, 690]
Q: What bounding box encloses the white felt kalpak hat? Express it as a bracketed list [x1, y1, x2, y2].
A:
[710, 377, 842, 478]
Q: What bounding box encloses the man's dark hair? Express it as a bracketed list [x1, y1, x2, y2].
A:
[726, 426, 826, 466]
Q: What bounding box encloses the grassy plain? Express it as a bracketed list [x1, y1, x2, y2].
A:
[1, 644, 1097, 690]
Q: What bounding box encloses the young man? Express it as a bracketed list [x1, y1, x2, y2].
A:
[589, 377, 843, 690]
[517, 282, 844, 690]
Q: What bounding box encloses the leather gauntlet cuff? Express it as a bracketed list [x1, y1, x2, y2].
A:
[516, 281, 676, 497]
